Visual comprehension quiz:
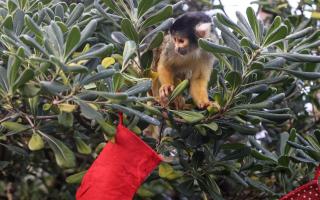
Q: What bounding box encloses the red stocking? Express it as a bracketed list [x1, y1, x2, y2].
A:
[280, 166, 320, 200]
[76, 113, 162, 200]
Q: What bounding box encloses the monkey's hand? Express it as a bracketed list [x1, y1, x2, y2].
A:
[159, 84, 174, 106]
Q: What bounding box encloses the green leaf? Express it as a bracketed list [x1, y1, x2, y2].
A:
[216, 13, 245, 36]
[122, 40, 136, 66]
[70, 43, 114, 63]
[138, 0, 157, 17]
[24, 15, 42, 38]
[40, 81, 70, 95]
[65, 26, 81, 58]
[198, 122, 219, 132]
[55, 4, 64, 20]
[264, 16, 281, 41]
[112, 72, 125, 92]
[226, 71, 242, 89]
[144, 18, 174, 40]
[66, 3, 84, 26]
[286, 27, 314, 40]
[12, 69, 34, 92]
[198, 175, 223, 199]
[75, 137, 92, 155]
[28, 132, 44, 151]
[58, 103, 77, 113]
[233, 101, 273, 110]
[199, 39, 241, 58]
[109, 104, 160, 126]
[20, 83, 41, 97]
[249, 136, 278, 161]
[66, 171, 87, 184]
[264, 58, 286, 68]
[240, 37, 259, 50]
[314, 130, 320, 143]
[225, 122, 259, 135]
[230, 172, 249, 187]
[97, 120, 116, 137]
[246, 7, 260, 42]
[136, 102, 162, 116]
[80, 69, 116, 85]
[126, 80, 152, 96]
[220, 146, 251, 161]
[111, 31, 129, 44]
[264, 66, 320, 80]
[50, 56, 88, 74]
[166, 170, 183, 180]
[0, 66, 9, 92]
[236, 11, 256, 41]
[245, 178, 276, 195]
[7, 47, 24, 87]
[44, 134, 76, 168]
[248, 111, 291, 122]
[77, 100, 103, 121]
[7, 1, 17, 13]
[102, 0, 125, 17]
[264, 53, 320, 63]
[140, 50, 153, 69]
[1, 122, 28, 132]
[148, 31, 164, 50]
[58, 112, 74, 128]
[251, 149, 277, 162]
[168, 79, 189, 104]
[0, 143, 27, 156]
[78, 19, 98, 49]
[121, 18, 139, 42]
[142, 5, 173, 29]
[170, 110, 204, 123]
[57, 21, 68, 33]
[3, 15, 13, 30]
[20, 34, 48, 56]
[159, 163, 174, 178]
[263, 25, 287, 47]
[240, 84, 268, 95]
[83, 91, 128, 101]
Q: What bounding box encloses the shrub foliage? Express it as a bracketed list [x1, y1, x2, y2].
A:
[0, 0, 319, 199]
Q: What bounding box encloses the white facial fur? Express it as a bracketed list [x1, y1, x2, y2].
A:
[195, 23, 211, 38]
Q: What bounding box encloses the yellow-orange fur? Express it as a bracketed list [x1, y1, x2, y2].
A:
[152, 35, 215, 109]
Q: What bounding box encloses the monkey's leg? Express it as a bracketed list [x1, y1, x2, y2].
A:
[190, 75, 211, 109]
[158, 65, 175, 106]
[173, 95, 185, 109]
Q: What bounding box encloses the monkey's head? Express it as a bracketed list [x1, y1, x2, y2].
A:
[169, 12, 212, 56]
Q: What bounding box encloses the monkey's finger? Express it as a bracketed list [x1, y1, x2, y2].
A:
[160, 89, 165, 99]
[164, 87, 170, 96]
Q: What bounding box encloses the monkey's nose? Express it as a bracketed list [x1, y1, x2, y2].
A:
[178, 48, 188, 55]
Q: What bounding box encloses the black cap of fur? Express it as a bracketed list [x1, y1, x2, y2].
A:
[170, 12, 211, 44]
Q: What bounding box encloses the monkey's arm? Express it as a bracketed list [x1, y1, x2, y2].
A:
[190, 66, 212, 109]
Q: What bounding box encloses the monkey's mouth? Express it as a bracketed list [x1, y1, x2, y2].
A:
[177, 48, 188, 55]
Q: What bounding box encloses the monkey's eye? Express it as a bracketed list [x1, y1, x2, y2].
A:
[174, 37, 184, 43]
[177, 39, 185, 43]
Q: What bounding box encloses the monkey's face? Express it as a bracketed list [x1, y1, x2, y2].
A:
[172, 35, 194, 56]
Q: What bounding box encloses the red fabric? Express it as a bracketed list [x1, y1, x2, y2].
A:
[280, 166, 320, 200]
[76, 114, 162, 200]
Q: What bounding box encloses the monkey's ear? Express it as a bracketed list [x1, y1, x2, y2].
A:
[195, 23, 211, 38]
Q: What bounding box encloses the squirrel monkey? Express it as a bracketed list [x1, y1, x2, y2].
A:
[152, 12, 215, 109]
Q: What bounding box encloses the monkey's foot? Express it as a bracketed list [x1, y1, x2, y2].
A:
[173, 96, 185, 110]
[196, 100, 211, 109]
